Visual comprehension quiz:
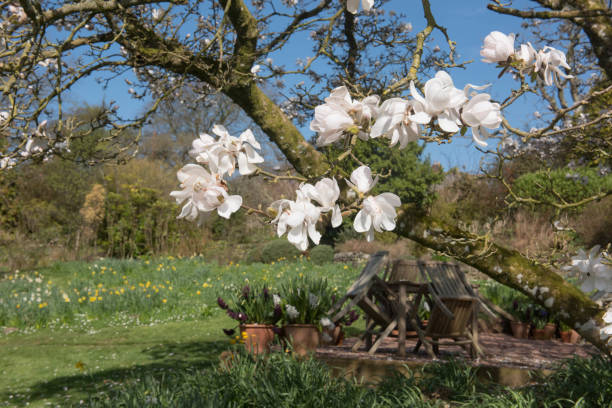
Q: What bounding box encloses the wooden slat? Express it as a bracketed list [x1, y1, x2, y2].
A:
[358, 296, 392, 326]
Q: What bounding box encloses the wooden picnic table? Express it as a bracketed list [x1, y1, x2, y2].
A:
[386, 280, 433, 358]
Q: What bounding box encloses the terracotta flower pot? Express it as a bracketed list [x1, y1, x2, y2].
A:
[543, 323, 556, 338]
[532, 324, 555, 340]
[560, 330, 572, 343]
[510, 321, 530, 339]
[320, 325, 344, 346]
[569, 329, 581, 344]
[240, 324, 276, 355]
[561, 329, 581, 344]
[283, 324, 320, 356]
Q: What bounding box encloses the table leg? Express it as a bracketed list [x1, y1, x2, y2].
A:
[409, 292, 436, 359]
[398, 284, 407, 357]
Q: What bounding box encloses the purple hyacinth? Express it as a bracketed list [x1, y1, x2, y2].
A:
[262, 286, 270, 300]
[242, 285, 250, 299]
[227, 309, 238, 320]
[346, 310, 359, 326]
[223, 328, 235, 336]
[237, 312, 248, 322]
[273, 304, 282, 320]
[217, 297, 229, 310]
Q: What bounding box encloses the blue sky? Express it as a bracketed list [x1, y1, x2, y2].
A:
[67, 0, 547, 172]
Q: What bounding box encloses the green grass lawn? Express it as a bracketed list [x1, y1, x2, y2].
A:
[0, 257, 361, 407]
[1, 257, 610, 407]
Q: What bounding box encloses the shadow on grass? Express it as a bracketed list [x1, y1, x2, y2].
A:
[1, 340, 230, 406]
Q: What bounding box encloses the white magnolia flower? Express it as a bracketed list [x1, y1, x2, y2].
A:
[480, 31, 515, 63]
[310, 86, 379, 146]
[170, 164, 242, 221]
[189, 132, 219, 166]
[537, 46, 574, 87]
[460, 93, 502, 147]
[353, 193, 401, 242]
[20, 138, 43, 157]
[409, 71, 467, 133]
[0, 157, 16, 170]
[270, 191, 322, 251]
[193, 125, 264, 176]
[347, 165, 378, 194]
[8, 5, 27, 24]
[250, 64, 261, 75]
[152, 8, 162, 22]
[565, 246, 612, 292]
[326, 86, 379, 125]
[371, 97, 420, 149]
[601, 308, 612, 340]
[515, 42, 537, 67]
[346, 0, 374, 14]
[285, 304, 299, 320]
[299, 178, 342, 227]
[38, 58, 57, 71]
[0, 111, 9, 124]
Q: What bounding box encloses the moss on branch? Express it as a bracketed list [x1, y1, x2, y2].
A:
[396, 209, 607, 351]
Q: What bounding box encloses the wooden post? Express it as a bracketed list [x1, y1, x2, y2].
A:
[398, 284, 407, 357]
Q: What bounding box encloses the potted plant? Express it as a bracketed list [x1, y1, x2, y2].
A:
[559, 321, 581, 344]
[531, 307, 555, 340]
[278, 276, 334, 355]
[509, 299, 531, 339]
[217, 284, 282, 354]
[320, 301, 360, 345]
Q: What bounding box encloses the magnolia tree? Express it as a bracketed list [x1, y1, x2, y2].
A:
[1, 0, 611, 352]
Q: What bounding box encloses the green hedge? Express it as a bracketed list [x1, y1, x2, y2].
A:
[260, 239, 302, 263]
[310, 245, 335, 265]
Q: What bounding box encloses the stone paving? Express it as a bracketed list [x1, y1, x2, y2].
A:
[315, 332, 601, 370]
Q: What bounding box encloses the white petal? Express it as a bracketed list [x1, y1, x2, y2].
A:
[331, 205, 342, 228]
[409, 111, 431, 125]
[438, 112, 460, 133]
[346, 0, 359, 14]
[361, 0, 374, 11]
[308, 222, 321, 245]
[286, 210, 306, 227]
[378, 192, 401, 207]
[288, 225, 308, 250]
[240, 129, 261, 150]
[237, 152, 257, 175]
[217, 195, 242, 219]
[244, 144, 264, 164]
[353, 209, 371, 233]
[471, 127, 489, 147]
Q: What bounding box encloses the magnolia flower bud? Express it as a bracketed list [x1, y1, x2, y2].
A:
[480, 31, 515, 63]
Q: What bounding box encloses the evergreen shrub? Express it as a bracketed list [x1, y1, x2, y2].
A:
[260, 239, 301, 263]
[310, 245, 334, 265]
